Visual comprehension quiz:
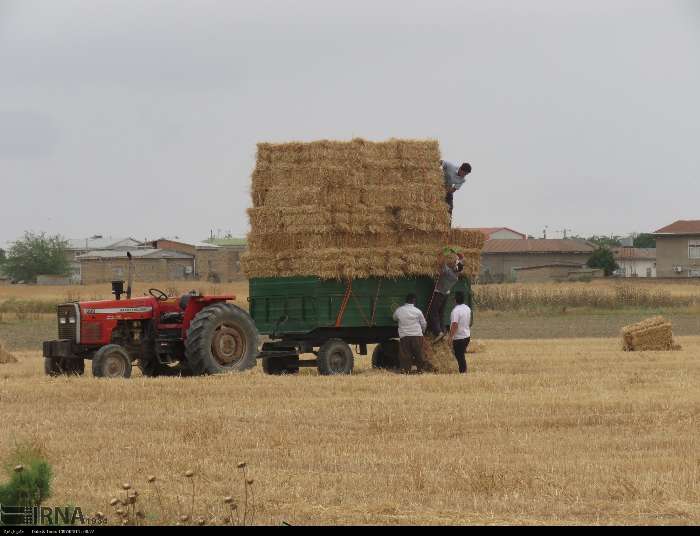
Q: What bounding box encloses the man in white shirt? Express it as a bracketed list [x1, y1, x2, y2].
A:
[448, 291, 472, 373]
[392, 293, 428, 373]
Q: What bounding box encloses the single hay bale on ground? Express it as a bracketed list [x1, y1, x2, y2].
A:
[0, 340, 18, 364]
[422, 338, 459, 374]
[621, 316, 680, 351]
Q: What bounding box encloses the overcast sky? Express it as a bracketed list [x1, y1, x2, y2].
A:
[1, 0, 699, 248]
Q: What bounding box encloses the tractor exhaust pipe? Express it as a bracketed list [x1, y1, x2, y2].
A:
[126, 251, 134, 300]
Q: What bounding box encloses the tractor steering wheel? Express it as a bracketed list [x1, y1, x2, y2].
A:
[148, 288, 169, 301]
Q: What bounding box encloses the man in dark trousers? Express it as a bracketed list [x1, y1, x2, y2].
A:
[448, 291, 472, 373]
[428, 251, 465, 342]
[392, 293, 428, 373]
[441, 160, 472, 216]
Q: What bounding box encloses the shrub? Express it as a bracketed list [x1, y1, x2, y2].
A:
[0, 442, 52, 525]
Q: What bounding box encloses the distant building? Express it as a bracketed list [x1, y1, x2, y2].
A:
[152, 238, 244, 283]
[468, 227, 526, 240]
[77, 249, 194, 284]
[480, 239, 597, 282]
[653, 220, 700, 278]
[66, 236, 146, 282]
[612, 247, 656, 278]
[513, 263, 603, 283]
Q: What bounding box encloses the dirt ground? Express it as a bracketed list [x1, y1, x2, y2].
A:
[1, 338, 699, 525]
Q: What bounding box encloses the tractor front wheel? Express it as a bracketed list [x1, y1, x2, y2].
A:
[184, 303, 259, 375]
[92, 344, 132, 378]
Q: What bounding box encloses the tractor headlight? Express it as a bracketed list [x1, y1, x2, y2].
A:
[68, 317, 76, 324]
[59, 318, 67, 324]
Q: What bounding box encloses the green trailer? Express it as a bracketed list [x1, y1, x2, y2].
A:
[249, 275, 473, 375]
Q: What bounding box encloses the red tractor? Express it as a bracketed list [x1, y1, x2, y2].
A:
[42, 278, 259, 378]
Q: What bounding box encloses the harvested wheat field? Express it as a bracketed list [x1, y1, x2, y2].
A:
[2, 338, 699, 525]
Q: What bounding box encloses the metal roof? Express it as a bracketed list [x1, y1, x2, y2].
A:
[67, 237, 144, 251]
[482, 239, 596, 254]
[77, 249, 193, 260]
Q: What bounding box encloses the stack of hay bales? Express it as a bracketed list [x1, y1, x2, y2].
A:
[242, 139, 485, 280]
[0, 340, 17, 364]
[621, 316, 680, 351]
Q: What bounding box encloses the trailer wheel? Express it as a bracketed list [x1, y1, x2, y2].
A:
[371, 340, 400, 371]
[44, 357, 85, 377]
[185, 303, 259, 375]
[92, 344, 132, 378]
[317, 339, 354, 375]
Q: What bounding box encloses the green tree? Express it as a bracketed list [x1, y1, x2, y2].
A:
[4, 232, 70, 283]
[633, 233, 656, 248]
[587, 247, 619, 276]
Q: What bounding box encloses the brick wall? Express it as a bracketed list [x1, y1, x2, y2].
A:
[80, 258, 194, 284]
[481, 253, 591, 281]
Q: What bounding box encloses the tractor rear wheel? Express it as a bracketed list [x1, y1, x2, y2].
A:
[92, 344, 132, 378]
[317, 339, 354, 375]
[44, 357, 85, 376]
[371, 340, 400, 371]
[184, 303, 259, 375]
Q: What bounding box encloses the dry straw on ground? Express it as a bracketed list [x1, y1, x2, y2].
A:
[3, 339, 700, 525]
[242, 138, 484, 280]
[621, 316, 680, 351]
[422, 337, 459, 374]
[0, 339, 18, 364]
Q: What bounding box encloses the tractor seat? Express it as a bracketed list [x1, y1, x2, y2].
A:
[179, 293, 194, 311]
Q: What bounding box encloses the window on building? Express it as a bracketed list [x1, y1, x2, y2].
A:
[646, 267, 652, 278]
[689, 240, 700, 259]
[113, 267, 124, 277]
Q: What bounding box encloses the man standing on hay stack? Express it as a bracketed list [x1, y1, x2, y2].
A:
[441, 160, 472, 216]
[392, 294, 429, 373]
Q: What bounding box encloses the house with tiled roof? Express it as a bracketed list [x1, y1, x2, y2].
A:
[653, 220, 700, 277]
[480, 239, 596, 282]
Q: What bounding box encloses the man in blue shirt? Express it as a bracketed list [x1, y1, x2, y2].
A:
[441, 160, 472, 216]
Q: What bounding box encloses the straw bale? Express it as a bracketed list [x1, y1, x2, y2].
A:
[621, 316, 679, 351]
[422, 338, 459, 374]
[242, 247, 481, 280]
[0, 340, 17, 364]
[449, 228, 487, 251]
[244, 138, 485, 280]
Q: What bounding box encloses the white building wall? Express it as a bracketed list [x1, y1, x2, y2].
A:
[617, 259, 656, 277]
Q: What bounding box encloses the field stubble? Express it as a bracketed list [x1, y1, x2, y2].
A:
[1, 338, 699, 525]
